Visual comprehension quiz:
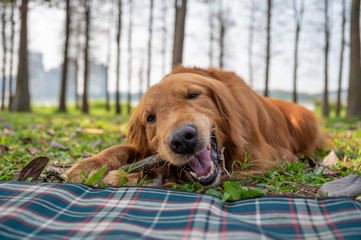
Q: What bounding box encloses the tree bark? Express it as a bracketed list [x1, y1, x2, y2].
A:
[8, 0, 16, 109]
[322, 0, 330, 118]
[12, 0, 30, 112]
[208, 0, 214, 66]
[336, 0, 346, 116]
[82, 0, 90, 114]
[115, 0, 122, 114]
[292, 0, 304, 103]
[247, 0, 255, 88]
[218, 1, 225, 69]
[1, 0, 7, 110]
[146, 0, 153, 89]
[127, 0, 133, 115]
[172, 0, 186, 68]
[264, 0, 272, 97]
[161, 1, 167, 76]
[346, 0, 361, 118]
[58, 0, 71, 112]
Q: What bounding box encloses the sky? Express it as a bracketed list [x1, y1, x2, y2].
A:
[27, 0, 350, 95]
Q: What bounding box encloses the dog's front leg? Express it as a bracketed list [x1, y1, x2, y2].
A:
[65, 145, 139, 183]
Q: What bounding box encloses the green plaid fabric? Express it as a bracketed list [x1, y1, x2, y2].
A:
[0, 181, 360, 239]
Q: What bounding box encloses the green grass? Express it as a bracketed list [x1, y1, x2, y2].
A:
[1, 102, 360, 201]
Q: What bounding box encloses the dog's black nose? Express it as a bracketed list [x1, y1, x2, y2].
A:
[168, 125, 198, 154]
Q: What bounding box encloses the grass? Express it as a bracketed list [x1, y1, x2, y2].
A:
[1, 102, 360, 201]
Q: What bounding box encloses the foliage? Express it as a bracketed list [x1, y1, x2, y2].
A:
[1, 104, 360, 202]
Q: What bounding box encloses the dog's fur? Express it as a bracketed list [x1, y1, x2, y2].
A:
[66, 66, 324, 186]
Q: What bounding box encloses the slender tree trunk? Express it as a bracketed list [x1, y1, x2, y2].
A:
[218, 1, 225, 69]
[12, 0, 30, 112]
[292, 0, 304, 103]
[336, 0, 346, 116]
[82, 0, 90, 114]
[8, 0, 16, 109]
[248, 0, 255, 87]
[322, 0, 330, 118]
[264, 0, 272, 97]
[208, 0, 214, 66]
[74, 59, 79, 109]
[127, 0, 132, 115]
[172, 0, 187, 68]
[161, 1, 167, 76]
[346, 0, 361, 118]
[105, 2, 113, 112]
[138, 59, 144, 100]
[1, 0, 7, 110]
[115, 0, 122, 114]
[58, 0, 71, 112]
[146, 0, 153, 89]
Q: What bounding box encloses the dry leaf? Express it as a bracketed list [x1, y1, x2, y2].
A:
[320, 174, 361, 197]
[82, 128, 105, 134]
[46, 129, 56, 136]
[50, 140, 69, 150]
[26, 147, 41, 155]
[82, 152, 95, 158]
[322, 150, 338, 166]
[91, 140, 103, 148]
[18, 157, 50, 181]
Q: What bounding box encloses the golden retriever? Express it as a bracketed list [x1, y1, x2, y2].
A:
[66, 66, 324, 186]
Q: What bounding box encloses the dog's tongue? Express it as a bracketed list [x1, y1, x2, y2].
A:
[188, 148, 211, 176]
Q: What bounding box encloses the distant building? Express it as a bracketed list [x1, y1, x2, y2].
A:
[27, 52, 106, 102]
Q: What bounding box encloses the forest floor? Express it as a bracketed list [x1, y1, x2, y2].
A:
[1, 103, 360, 202]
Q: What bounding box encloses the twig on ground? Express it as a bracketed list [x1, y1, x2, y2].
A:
[121, 154, 166, 173]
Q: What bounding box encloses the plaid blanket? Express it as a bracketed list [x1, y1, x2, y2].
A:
[0, 182, 361, 240]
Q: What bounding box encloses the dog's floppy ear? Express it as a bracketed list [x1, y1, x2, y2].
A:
[127, 107, 150, 158]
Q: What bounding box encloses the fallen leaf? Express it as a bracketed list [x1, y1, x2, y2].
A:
[46, 129, 56, 136]
[26, 147, 41, 155]
[18, 157, 50, 181]
[82, 152, 95, 158]
[92, 140, 103, 148]
[322, 150, 338, 166]
[320, 174, 361, 197]
[82, 128, 105, 134]
[51, 140, 69, 150]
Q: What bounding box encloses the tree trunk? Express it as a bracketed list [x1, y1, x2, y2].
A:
[82, 0, 90, 114]
[8, 0, 16, 109]
[12, 0, 30, 112]
[105, 2, 113, 112]
[138, 60, 144, 100]
[161, 1, 167, 76]
[264, 0, 272, 97]
[127, 0, 133, 115]
[346, 0, 361, 118]
[292, 0, 304, 103]
[115, 0, 122, 114]
[172, 0, 186, 68]
[322, 0, 330, 118]
[247, 0, 255, 87]
[208, 0, 214, 66]
[74, 59, 79, 109]
[146, 0, 153, 89]
[336, 0, 346, 116]
[218, 1, 225, 69]
[58, 0, 71, 112]
[1, 0, 7, 110]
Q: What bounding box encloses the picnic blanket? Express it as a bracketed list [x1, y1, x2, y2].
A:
[1, 182, 361, 240]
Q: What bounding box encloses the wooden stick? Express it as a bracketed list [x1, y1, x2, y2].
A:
[120, 154, 166, 173]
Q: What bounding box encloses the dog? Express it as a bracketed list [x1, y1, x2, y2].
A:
[66, 66, 324, 187]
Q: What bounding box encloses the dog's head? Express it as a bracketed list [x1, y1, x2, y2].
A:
[127, 67, 248, 186]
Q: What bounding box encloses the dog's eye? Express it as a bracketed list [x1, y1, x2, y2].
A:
[187, 92, 201, 99]
[146, 114, 156, 123]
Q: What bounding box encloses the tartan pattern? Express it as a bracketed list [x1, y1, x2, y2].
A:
[0, 182, 361, 240]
